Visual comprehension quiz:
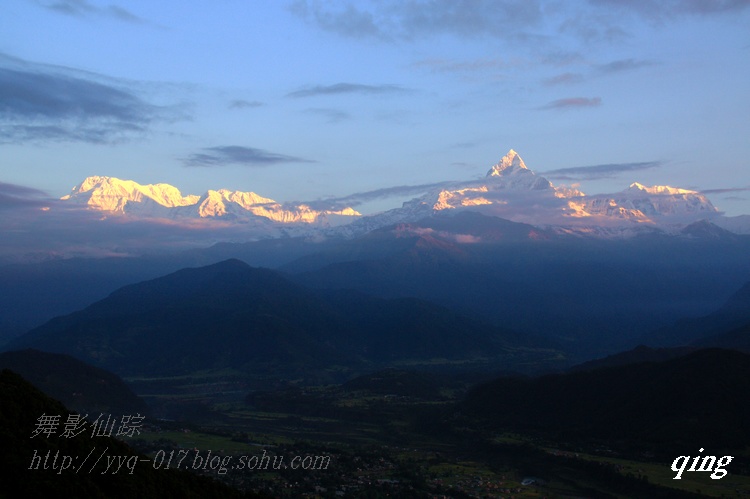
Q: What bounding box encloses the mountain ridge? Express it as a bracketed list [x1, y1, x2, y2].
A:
[331, 150, 718, 238]
[5, 259, 556, 378]
[57, 150, 723, 240]
[62, 175, 361, 226]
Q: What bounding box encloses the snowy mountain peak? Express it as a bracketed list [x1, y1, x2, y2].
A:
[60, 176, 361, 226]
[61, 176, 199, 210]
[215, 189, 275, 208]
[63, 175, 123, 196]
[627, 182, 697, 195]
[487, 149, 529, 177]
[574, 182, 717, 221]
[73, 175, 111, 193]
[342, 149, 724, 238]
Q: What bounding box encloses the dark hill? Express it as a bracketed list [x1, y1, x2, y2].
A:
[417, 211, 553, 242]
[6, 260, 544, 378]
[0, 349, 148, 416]
[695, 323, 750, 352]
[568, 344, 697, 372]
[291, 216, 750, 358]
[680, 219, 739, 240]
[461, 348, 750, 451]
[0, 369, 260, 497]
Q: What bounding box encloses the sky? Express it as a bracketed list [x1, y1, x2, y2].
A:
[1, 0, 750, 220]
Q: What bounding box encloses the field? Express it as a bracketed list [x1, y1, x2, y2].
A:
[125, 370, 750, 498]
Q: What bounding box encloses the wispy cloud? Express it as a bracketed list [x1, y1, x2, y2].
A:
[106, 4, 143, 23]
[35, 0, 145, 23]
[183, 145, 315, 167]
[291, 0, 750, 52]
[594, 58, 656, 74]
[541, 58, 654, 88]
[228, 99, 263, 110]
[543, 72, 584, 86]
[539, 97, 602, 110]
[286, 83, 409, 98]
[450, 141, 479, 149]
[303, 181, 459, 210]
[288, 0, 383, 39]
[543, 160, 663, 180]
[0, 124, 145, 144]
[558, 13, 629, 43]
[289, 0, 543, 41]
[541, 51, 585, 67]
[411, 58, 508, 74]
[588, 0, 750, 20]
[0, 54, 181, 144]
[700, 186, 750, 194]
[303, 108, 351, 123]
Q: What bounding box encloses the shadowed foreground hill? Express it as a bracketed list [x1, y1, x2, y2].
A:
[460, 348, 750, 451]
[7, 259, 553, 378]
[567, 344, 698, 372]
[0, 349, 148, 417]
[0, 369, 263, 498]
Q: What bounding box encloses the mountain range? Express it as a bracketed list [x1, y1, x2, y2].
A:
[4, 149, 750, 368]
[337, 150, 722, 238]
[4, 209, 750, 360]
[287, 212, 750, 355]
[6, 259, 559, 380]
[61, 175, 360, 226]
[58, 150, 733, 238]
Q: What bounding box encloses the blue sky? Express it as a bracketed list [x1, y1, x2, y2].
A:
[2, 0, 749, 216]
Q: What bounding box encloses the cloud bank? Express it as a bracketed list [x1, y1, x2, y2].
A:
[0, 182, 51, 210]
[0, 54, 180, 144]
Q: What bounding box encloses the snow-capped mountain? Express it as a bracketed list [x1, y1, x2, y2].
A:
[59, 150, 725, 241]
[61, 176, 361, 226]
[335, 150, 718, 237]
[485, 148, 556, 191]
[579, 183, 716, 220]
